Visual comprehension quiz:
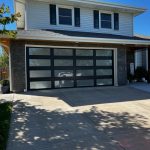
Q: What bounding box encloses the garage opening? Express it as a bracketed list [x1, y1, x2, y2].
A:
[26, 47, 114, 90]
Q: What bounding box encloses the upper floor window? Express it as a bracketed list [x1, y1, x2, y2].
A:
[101, 13, 112, 29]
[58, 7, 73, 25]
[93, 10, 119, 30]
[50, 4, 80, 27]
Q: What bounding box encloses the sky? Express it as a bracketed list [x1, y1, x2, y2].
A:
[0, 0, 150, 36]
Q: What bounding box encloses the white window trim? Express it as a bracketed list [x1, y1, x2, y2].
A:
[56, 5, 74, 27]
[99, 11, 114, 30]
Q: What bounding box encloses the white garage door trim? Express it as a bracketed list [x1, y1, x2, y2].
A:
[25, 44, 118, 91]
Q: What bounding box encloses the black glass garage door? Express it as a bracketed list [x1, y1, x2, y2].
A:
[26, 47, 114, 90]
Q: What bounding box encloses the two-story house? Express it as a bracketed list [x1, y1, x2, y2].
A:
[8, 0, 150, 92]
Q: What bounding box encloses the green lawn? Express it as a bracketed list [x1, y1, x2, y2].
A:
[0, 102, 12, 150]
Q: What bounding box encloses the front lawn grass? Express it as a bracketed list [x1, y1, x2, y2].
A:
[0, 102, 12, 150]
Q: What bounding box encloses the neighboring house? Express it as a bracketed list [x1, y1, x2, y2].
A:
[7, 0, 150, 92]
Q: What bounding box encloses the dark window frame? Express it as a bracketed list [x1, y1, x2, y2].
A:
[50, 4, 57, 25]
[101, 13, 112, 29]
[58, 7, 73, 26]
[74, 8, 80, 27]
[114, 13, 119, 30]
[94, 10, 100, 29]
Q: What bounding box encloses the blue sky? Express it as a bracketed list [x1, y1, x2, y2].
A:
[0, 0, 150, 36]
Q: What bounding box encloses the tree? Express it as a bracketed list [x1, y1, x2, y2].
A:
[0, 3, 21, 37]
[0, 47, 9, 80]
[0, 50, 9, 68]
[0, 3, 20, 80]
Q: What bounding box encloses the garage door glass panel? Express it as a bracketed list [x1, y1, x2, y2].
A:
[96, 69, 112, 76]
[54, 49, 73, 56]
[29, 59, 51, 66]
[97, 79, 112, 86]
[76, 60, 93, 66]
[30, 81, 51, 89]
[76, 70, 94, 76]
[77, 80, 94, 87]
[96, 50, 112, 56]
[55, 80, 74, 88]
[29, 48, 50, 55]
[30, 70, 51, 78]
[76, 50, 93, 56]
[54, 59, 73, 66]
[96, 60, 112, 66]
[55, 70, 73, 77]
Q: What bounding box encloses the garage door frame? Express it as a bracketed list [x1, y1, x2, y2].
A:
[25, 45, 118, 91]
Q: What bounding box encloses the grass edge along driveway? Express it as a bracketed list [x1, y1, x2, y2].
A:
[0, 102, 12, 150]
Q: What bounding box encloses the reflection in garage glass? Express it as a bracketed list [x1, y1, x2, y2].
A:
[30, 70, 51, 78]
[55, 80, 74, 88]
[96, 50, 112, 56]
[29, 59, 51, 66]
[55, 70, 73, 77]
[76, 49, 93, 56]
[29, 48, 50, 55]
[77, 80, 94, 87]
[54, 59, 73, 66]
[97, 79, 112, 86]
[96, 69, 112, 76]
[76, 70, 94, 76]
[96, 60, 112, 66]
[54, 49, 73, 56]
[76, 60, 93, 66]
[30, 81, 51, 89]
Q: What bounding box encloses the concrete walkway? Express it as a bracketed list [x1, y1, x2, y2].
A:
[0, 93, 14, 104]
[130, 82, 150, 93]
[2, 86, 150, 150]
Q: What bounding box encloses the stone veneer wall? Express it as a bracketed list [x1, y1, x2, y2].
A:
[10, 40, 127, 92]
[117, 47, 127, 85]
[10, 40, 26, 92]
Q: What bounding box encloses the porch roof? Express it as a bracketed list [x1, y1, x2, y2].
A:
[16, 29, 150, 46]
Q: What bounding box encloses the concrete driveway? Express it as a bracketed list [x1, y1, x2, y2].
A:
[4, 86, 150, 150]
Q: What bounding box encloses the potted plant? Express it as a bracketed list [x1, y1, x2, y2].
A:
[0, 80, 10, 94]
[134, 67, 148, 82]
[127, 73, 134, 83]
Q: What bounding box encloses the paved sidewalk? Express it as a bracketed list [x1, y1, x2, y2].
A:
[5, 86, 150, 150]
[0, 94, 14, 104]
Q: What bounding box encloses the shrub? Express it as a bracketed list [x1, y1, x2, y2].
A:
[0, 80, 9, 86]
[127, 74, 134, 82]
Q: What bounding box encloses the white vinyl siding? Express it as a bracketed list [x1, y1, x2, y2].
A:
[26, 0, 133, 36]
[15, 1, 25, 29]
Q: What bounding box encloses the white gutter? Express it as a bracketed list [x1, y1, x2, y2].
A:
[67, 0, 146, 12]
[35, 0, 146, 15]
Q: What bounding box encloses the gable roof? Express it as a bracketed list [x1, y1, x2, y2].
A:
[16, 29, 150, 46]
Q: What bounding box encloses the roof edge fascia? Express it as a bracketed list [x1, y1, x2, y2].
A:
[16, 33, 150, 46]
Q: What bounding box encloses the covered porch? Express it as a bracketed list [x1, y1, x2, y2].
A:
[127, 46, 150, 83]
